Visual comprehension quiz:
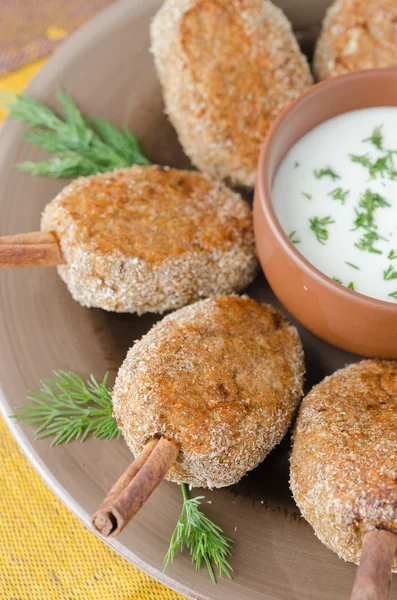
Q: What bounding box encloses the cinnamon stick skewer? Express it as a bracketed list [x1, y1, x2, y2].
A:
[92, 436, 180, 537]
[350, 530, 397, 600]
[0, 232, 64, 268]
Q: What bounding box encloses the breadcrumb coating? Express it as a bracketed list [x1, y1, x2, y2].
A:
[113, 295, 305, 488]
[151, 0, 313, 188]
[41, 166, 258, 313]
[290, 360, 397, 571]
[314, 0, 397, 80]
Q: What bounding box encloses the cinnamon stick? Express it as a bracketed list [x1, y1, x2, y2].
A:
[350, 529, 397, 600]
[92, 437, 180, 537]
[0, 231, 65, 268]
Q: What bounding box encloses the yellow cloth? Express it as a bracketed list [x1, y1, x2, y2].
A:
[0, 64, 184, 600]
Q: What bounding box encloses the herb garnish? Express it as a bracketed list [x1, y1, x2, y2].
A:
[388, 249, 397, 260]
[347, 282, 356, 291]
[389, 291, 397, 300]
[309, 216, 335, 244]
[349, 153, 392, 179]
[328, 187, 349, 204]
[345, 262, 360, 270]
[13, 370, 234, 583]
[333, 277, 343, 284]
[353, 189, 390, 230]
[314, 167, 340, 181]
[3, 89, 151, 177]
[384, 265, 397, 280]
[355, 231, 385, 254]
[363, 125, 383, 150]
[301, 191, 312, 200]
[12, 371, 119, 445]
[288, 231, 300, 245]
[294, 161, 300, 168]
[164, 483, 233, 583]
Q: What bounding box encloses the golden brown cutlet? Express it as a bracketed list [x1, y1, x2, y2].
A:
[41, 166, 258, 313]
[113, 295, 305, 488]
[151, 0, 313, 188]
[290, 360, 397, 571]
[314, 0, 397, 80]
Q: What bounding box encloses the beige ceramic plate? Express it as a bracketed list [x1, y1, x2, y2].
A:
[0, 1, 395, 599]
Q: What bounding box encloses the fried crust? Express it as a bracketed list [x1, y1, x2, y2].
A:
[151, 0, 313, 187]
[314, 0, 397, 80]
[290, 360, 397, 570]
[41, 166, 258, 313]
[113, 295, 305, 488]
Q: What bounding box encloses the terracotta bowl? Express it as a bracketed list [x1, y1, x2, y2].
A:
[254, 69, 397, 359]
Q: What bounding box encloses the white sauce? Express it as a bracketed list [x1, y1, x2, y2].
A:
[272, 107, 397, 303]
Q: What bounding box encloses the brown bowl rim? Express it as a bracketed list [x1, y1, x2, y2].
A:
[256, 68, 397, 315]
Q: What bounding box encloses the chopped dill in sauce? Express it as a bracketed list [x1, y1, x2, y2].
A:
[328, 187, 349, 204]
[309, 216, 335, 245]
[345, 262, 360, 270]
[272, 108, 397, 303]
[314, 167, 340, 181]
[384, 265, 397, 280]
[288, 231, 300, 245]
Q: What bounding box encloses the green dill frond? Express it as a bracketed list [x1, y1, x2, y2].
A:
[388, 249, 397, 260]
[288, 230, 300, 245]
[11, 371, 119, 446]
[363, 125, 383, 150]
[328, 187, 349, 204]
[309, 215, 335, 245]
[384, 265, 397, 281]
[355, 231, 384, 255]
[4, 89, 152, 178]
[313, 167, 340, 181]
[164, 483, 233, 584]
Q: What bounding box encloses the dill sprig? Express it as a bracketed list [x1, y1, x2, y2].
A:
[363, 125, 384, 150]
[314, 167, 340, 181]
[355, 230, 385, 255]
[384, 265, 397, 281]
[3, 89, 151, 177]
[328, 187, 349, 204]
[333, 277, 343, 284]
[345, 261, 360, 270]
[301, 191, 312, 200]
[389, 249, 397, 260]
[288, 230, 300, 244]
[350, 153, 392, 179]
[12, 371, 119, 445]
[347, 282, 356, 291]
[309, 215, 335, 244]
[349, 153, 387, 179]
[389, 291, 397, 300]
[164, 483, 233, 583]
[353, 189, 390, 230]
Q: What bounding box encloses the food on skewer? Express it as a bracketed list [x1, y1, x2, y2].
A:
[1, 166, 258, 313]
[93, 294, 305, 536]
[151, 0, 313, 188]
[290, 360, 397, 597]
[314, 0, 397, 81]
